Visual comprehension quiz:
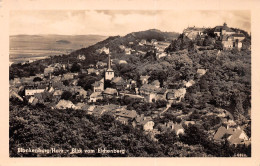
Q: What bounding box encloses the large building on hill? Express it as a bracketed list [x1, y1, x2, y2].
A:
[214, 23, 245, 50]
[214, 23, 235, 37]
[105, 53, 114, 81]
[183, 26, 205, 40]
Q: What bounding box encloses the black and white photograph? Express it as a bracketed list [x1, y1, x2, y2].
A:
[8, 9, 252, 158]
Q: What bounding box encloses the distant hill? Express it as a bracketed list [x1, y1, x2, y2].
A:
[56, 40, 71, 44]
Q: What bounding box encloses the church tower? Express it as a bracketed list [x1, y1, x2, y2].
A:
[105, 52, 114, 80]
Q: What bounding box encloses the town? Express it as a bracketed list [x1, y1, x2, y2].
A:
[9, 23, 251, 157]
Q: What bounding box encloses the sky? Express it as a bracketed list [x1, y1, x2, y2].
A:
[10, 10, 251, 36]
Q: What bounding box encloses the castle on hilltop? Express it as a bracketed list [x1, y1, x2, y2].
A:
[214, 23, 245, 50]
[183, 23, 246, 50]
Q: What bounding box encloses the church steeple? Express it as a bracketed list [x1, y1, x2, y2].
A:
[105, 49, 114, 80]
[107, 54, 112, 70]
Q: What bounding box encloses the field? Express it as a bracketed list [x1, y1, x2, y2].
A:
[10, 34, 107, 63]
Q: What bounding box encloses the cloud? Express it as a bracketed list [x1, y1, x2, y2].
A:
[10, 10, 251, 35]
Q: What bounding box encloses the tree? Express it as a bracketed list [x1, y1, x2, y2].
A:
[63, 80, 70, 86]
[172, 38, 182, 51]
[70, 63, 81, 73]
[214, 41, 223, 50]
[61, 91, 73, 100]
[203, 36, 214, 46]
[33, 77, 42, 82]
[179, 125, 207, 145]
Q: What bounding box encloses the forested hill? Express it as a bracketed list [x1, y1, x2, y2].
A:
[63, 29, 179, 64]
[127, 29, 179, 41]
[71, 29, 179, 53]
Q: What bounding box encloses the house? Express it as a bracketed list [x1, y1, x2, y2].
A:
[159, 121, 185, 136]
[55, 100, 76, 109]
[44, 66, 55, 77]
[119, 45, 126, 50]
[92, 78, 104, 92]
[103, 88, 118, 98]
[96, 47, 109, 54]
[214, 23, 235, 37]
[183, 26, 205, 40]
[20, 77, 36, 84]
[121, 93, 144, 101]
[148, 129, 161, 142]
[232, 32, 245, 41]
[9, 90, 23, 101]
[132, 114, 154, 131]
[28, 96, 38, 105]
[52, 76, 62, 82]
[62, 73, 74, 80]
[25, 86, 45, 96]
[51, 80, 64, 89]
[111, 77, 126, 90]
[183, 121, 195, 126]
[53, 90, 63, 102]
[71, 86, 87, 99]
[213, 126, 249, 145]
[140, 75, 150, 85]
[33, 93, 45, 103]
[11, 78, 22, 85]
[139, 39, 146, 45]
[75, 103, 88, 110]
[118, 60, 127, 64]
[92, 106, 108, 117]
[139, 84, 167, 102]
[125, 48, 132, 55]
[115, 109, 137, 119]
[81, 69, 88, 74]
[114, 109, 137, 125]
[166, 88, 186, 102]
[89, 92, 103, 103]
[96, 61, 107, 68]
[155, 41, 171, 52]
[151, 80, 160, 88]
[126, 79, 137, 90]
[77, 54, 86, 60]
[87, 105, 96, 115]
[197, 69, 207, 77]
[151, 39, 158, 45]
[234, 40, 243, 50]
[224, 119, 237, 127]
[116, 117, 129, 125]
[173, 123, 185, 136]
[89, 64, 95, 68]
[71, 79, 79, 86]
[156, 52, 167, 59]
[137, 50, 146, 55]
[87, 68, 100, 75]
[221, 35, 234, 49]
[227, 128, 249, 145]
[81, 104, 90, 111]
[183, 80, 195, 88]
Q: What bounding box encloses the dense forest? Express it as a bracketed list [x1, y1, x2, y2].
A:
[9, 101, 250, 157]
